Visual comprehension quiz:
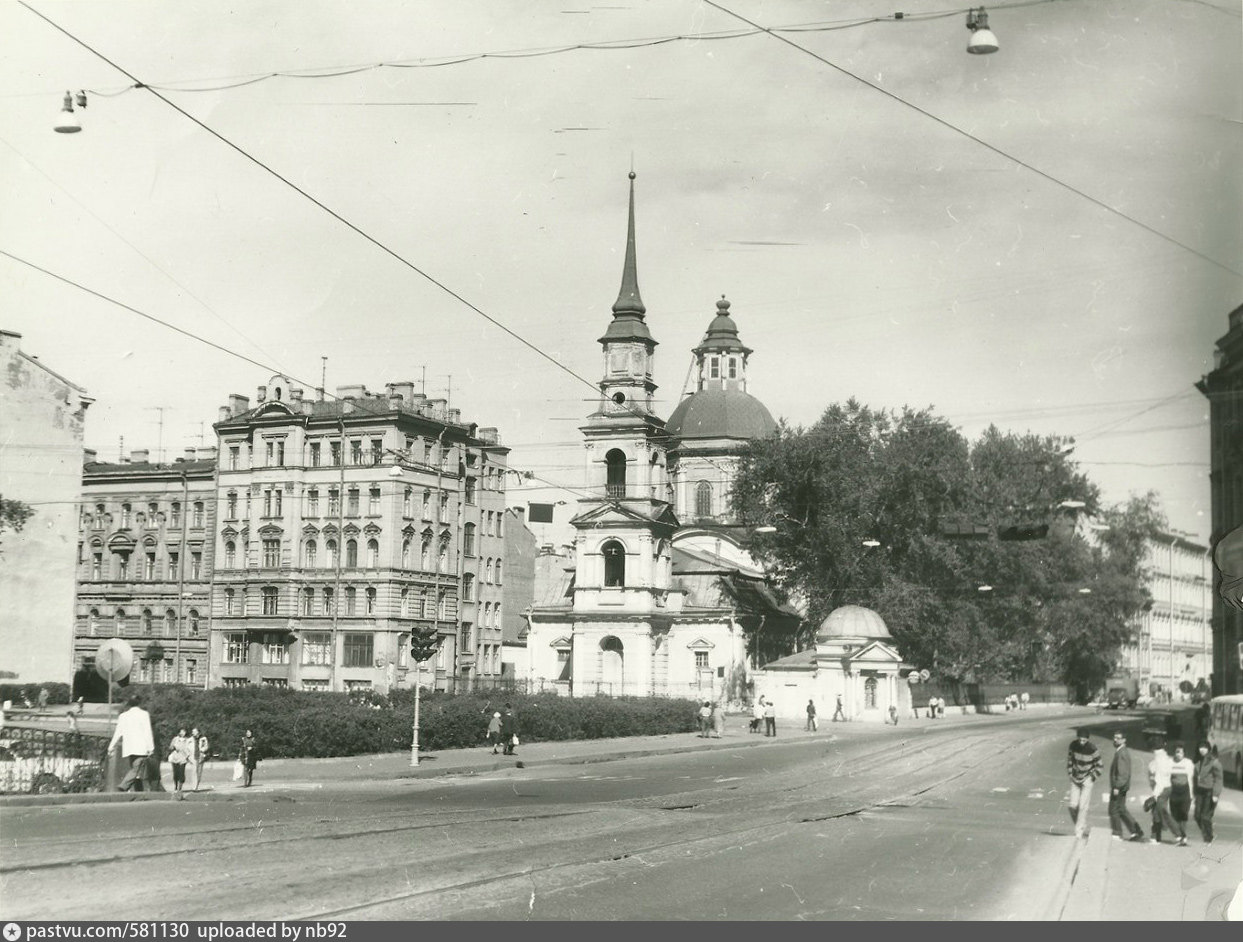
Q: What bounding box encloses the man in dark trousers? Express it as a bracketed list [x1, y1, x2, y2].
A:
[1108, 730, 1145, 841]
[500, 703, 518, 756]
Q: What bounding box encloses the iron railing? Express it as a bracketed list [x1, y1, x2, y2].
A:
[0, 724, 112, 794]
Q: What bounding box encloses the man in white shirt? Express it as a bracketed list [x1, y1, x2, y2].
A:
[108, 692, 155, 792]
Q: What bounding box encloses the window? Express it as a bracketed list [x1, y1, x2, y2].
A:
[461, 623, 474, 653]
[328, 488, 340, 517]
[365, 587, 376, 615]
[438, 590, 448, 619]
[262, 586, 279, 615]
[221, 677, 249, 689]
[323, 538, 337, 569]
[89, 608, 100, 635]
[301, 588, 314, 616]
[439, 491, 450, 523]
[371, 439, 383, 465]
[262, 539, 280, 568]
[347, 488, 360, 517]
[422, 490, 431, 519]
[191, 552, 202, 579]
[265, 441, 274, 467]
[485, 511, 494, 537]
[463, 573, 476, 601]
[400, 587, 410, 616]
[305, 539, 317, 567]
[264, 489, 275, 517]
[465, 477, 477, 505]
[368, 486, 381, 515]
[225, 542, 236, 568]
[345, 586, 357, 616]
[346, 539, 358, 568]
[605, 449, 627, 498]
[227, 491, 238, 518]
[120, 504, 131, 528]
[401, 538, 411, 569]
[186, 659, 197, 685]
[276, 440, 285, 466]
[351, 440, 363, 466]
[144, 552, 156, 580]
[141, 609, 153, 635]
[92, 553, 102, 580]
[463, 523, 476, 557]
[229, 446, 239, 471]
[367, 539, 379, 568]
[116, 554, 129, 580]
[193, 502, 204, 527]
[420, 589, 431, 618]
[224, 632, 248, 664]
[93, 505, 105, 530]
[188, 610, 200, 636]
[420, 532, 431, 569]
[696, 481, 713, 518]
[495, 560, 502, 585]
[438, 534, 449, 573]
[307, 488, 319, 517]
[330, 440, 342, 466]
[709, 356, 720, 379]
[224, 589, 235, 616]
[261, 632, 288, 665]
[483, 557, 493, 584]
[303, 632, 332, 665]
[170, 502, 181, 528]
[147, 503, 158, 526]
[864, 676, 878, 710]
[602, 540, 625, 587]
[493, 604, 501, 629]
[310, 442, 321, 467]
[342, 633, 374, 668]
[323, 588, 334, 615]
[694, 650, 709, 670]
[728, 357, 739, 379]
[403, 487, 412, 517]
[481, 601, 490, 627]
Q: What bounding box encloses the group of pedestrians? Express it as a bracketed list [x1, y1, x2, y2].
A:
[696, 701, 726, 738]
[748, 697, 777, 736]
[1066, 727, 1224, 847]
[485, 703, 519, 755]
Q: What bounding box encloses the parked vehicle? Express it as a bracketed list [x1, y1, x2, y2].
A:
[1105, 675, 1139, 709]
[1209, 694, 1243, 788]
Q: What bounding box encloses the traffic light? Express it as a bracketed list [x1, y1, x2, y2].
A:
[408, 625, 441, 664]
[997, 523, 1049, 541]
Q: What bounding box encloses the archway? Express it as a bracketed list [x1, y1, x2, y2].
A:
[600, 636, 624, 693]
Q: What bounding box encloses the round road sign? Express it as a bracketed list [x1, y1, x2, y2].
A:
[919, 669, 931, 682]
[95, 638, 134, 682]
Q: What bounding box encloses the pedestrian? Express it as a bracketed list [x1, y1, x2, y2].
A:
[168, 727, 194, 798]
[500, 703, 518, 755]
[1020, 691, 1029, 711]
[937, 696, 946, 718]
[1167, 742, 1194, 846]
[1193, 740, 1223, 845]
[928, 695, 937, 719]
[887, 704, 899, 726]
[1004, 694, 1012, 712]
[763, 698, 777, 737]
[1147, 740, 1176, 843]
[805, 699, 817, 732]
[37, 687, 49, 713]
[1107, 731, 1144, 842]
[832, 693, 846, 722]
[698, 700, 712, 738]
[108, 691, 155, 792]
[750, 698, 764, 734]
[710, 702, 725, 739]
[238, 729, 259, 788]
[487, 711, 503, 754]
[1066, 728, 1103, 838]
[190, 727, 208, 791]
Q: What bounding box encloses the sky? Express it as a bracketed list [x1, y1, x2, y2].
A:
[1, 0, 1239, 546]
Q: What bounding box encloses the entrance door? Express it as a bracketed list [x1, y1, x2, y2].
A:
[600, 637, 624, 694]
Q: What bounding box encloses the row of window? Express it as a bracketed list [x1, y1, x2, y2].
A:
[224, 486, 491, 523]
[219, 585, 499, 622]
[86, 607, 202, 636]
[86, 550, 202, 582]
[83, 501, 205, 531]
[220, 535, 504, 582]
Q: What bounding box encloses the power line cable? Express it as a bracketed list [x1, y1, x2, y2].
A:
[701, 0, 1243, 279]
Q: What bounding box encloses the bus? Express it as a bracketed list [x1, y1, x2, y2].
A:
[1208, 694, 1243, 787]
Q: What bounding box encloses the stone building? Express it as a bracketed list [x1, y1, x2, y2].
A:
[0, 330, 92, 684]
[1197, 302, 1243, 695]
[209, 375, 509, 693]
[75, 449, 217, 688]
[500, 507, 538, 678]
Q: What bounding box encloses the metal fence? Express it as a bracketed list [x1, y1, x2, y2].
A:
[424, 676, 728, 702]
[0, 725, 112, 794]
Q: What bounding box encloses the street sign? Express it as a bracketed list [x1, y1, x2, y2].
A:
[920, 669, 931, 681]
[95, 638, 133, 682]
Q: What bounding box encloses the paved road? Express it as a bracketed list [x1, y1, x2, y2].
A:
[1, 712, 1101, 921]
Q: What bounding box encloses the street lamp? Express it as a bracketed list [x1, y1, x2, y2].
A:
[53, 91, 83, 133]
[966, 8, 999, 55]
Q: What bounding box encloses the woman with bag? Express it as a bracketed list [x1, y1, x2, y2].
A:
[168, 727, 194, 798]
[238, 729, 259, 787]
[500, 704, 517, 756]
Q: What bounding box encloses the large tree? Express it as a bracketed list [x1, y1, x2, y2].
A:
[732, 402, 1161, 697]
[0, 496, 35, 554]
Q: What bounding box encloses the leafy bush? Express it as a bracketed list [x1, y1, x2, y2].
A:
[0, 683, 71, 706]
[134, 686, 699, 761]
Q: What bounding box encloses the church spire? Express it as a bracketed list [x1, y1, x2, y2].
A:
[612, 171, 646, 316]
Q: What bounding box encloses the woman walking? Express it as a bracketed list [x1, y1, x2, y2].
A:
[168, 727, 194, 798]
[486, 711, 503, 754]
[239, 730, 259, 788]
[710, 702, 725, 739]
[1167, 742, 1195, 846]
[190, 727, 209, 792]
[1193, 741, 1223, 844]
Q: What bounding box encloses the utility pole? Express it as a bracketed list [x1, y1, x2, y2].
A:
[1169, 537, 1176, 696]
[147, 407, 170, 463]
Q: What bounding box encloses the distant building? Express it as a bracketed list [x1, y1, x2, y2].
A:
[1197, 302, 1243, 695]
[209, 375, 509, 693]
[1120, 531, 1211, 697]
[0, 330, 92, 685]
[499, 507, 537, 677]
[75, 448, 217, 688]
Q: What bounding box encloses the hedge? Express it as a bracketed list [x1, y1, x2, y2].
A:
[0, 683, 71, 706]
[132, 686, 700, 761]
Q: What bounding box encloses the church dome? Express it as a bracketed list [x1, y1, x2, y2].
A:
[666, 388, 777, 441]
[816, 605, 891, 641]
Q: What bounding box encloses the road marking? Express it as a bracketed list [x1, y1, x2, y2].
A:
[992, 787, 1010, 793]
[714, 777, 744, 783]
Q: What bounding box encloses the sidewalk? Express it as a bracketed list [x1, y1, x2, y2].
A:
[0, 704, 1084, 807]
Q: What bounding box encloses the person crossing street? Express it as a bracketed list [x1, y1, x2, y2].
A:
[1107, 731, 1144, 841]
[1066, 728, 1103, 838]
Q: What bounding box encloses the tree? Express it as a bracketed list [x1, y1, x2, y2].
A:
[0, 497, 35, 554]
[732, 403, 1157, 697]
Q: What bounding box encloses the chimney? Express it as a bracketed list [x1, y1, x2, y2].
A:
[83, 448, 97, 464]
[218, 406, 231, 422]
[428, 398, 447, 418]
[198, 446, 217, 461]
[336, 384, 367, 400]
[228, 394, 250, 416]
[448, 408, 461, 424]
[389, 395, 404, 409]
[385, 381, 416, 402]
[290, 387, 304, 402]
[256, 385, 267, 403]
[184, 447, 197, 461]
[131, 449, 149, 464]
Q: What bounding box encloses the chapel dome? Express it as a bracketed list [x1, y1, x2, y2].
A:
[815, 605, 891, 641]
[665, 388, 777, 441]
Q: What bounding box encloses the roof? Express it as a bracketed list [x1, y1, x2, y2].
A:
[666, 387, 777, 441]
[758, 649, 817, 671]
[693, 297, 753, 356]
[816, 605, 891, 641]
[85, 458, 216, 477]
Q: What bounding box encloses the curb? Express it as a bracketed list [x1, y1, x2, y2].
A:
[1058, 828, 1110, 920]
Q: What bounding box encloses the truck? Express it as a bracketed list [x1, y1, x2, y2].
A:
[1105, 675, 1140, 709]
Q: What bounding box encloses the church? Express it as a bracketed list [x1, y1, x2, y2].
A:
[521, 174, 802, 703]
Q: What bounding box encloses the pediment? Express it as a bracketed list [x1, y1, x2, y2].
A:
[363, 523, 382, 537]
[301, 524, 320, 536]
[255, 401, 296, 418]
[549, 636, 573, 648]
[106, 532, 136, 552]
[686, 637, 715, 650]
[571, 501, 674, 528]
[343, 523, 361, 537]
[845, 640, 903, 663]
[401, 524, 416, 538]
[258, 524, 284, 537]
[321, 524, 339, 538]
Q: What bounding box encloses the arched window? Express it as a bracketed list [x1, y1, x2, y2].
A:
[420, 531, 432, 569]
[367, 538, 379, 568]
[605, 449, 627, 498]
[602, 540, 625, 587]
[326, 539, 339, 568]
[401, 538, 411, 569]
[695, 481, 713, 518]
[484, 557, 494, 584]
[864, 676, 878, 710]
[403, 486, 413, 517]
[422, 489, 431, 518]
[89, 608, 100, 635]
[481, 601, 490, 627]
[365, 587, 377, 615]
[304, 539, 317, 568]
[493, 603, 501, 629]
[346, 539, 358, 568]
[463, 573, 475, 601]
[438, 533, 450, 573]
[188, 610, 200, 636]
[438, 589, 448, 619]
[141, 609, 153, 635]
[223, 590, 234, 617]
[400, 587, 410, 616]
[495, 559, 502, 585]
[420, 588, 430, 618]
[114, 608, 126, 635]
